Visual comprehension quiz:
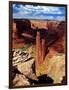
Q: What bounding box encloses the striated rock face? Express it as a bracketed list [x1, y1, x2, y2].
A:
[12, 44, 66, 86]
[12, 48, 38, 87]
[36, 53, 65, 84]
[12, 49, 32, 66]
[12, 20, 66, 87]
[17, 59, 38, 81]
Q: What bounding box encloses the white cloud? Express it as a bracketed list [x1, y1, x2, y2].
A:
[13, 4, 63, 14]
[13, 4, 65, 21]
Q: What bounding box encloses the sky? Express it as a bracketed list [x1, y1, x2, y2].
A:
[13, 4, 66, 21]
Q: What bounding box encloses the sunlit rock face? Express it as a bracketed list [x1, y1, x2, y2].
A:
[12, 19, 66, 87]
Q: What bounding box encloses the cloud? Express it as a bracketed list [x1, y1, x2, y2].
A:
[13, 4, 65, 21]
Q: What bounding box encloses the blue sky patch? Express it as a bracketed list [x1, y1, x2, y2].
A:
[13, 4, 65, 21]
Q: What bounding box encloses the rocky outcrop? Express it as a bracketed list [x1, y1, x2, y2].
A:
[12, 48, 38, 87]
[12, 20, 66, 87]
[13, 74, 30, 87]
[12, 49, 32, 66]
